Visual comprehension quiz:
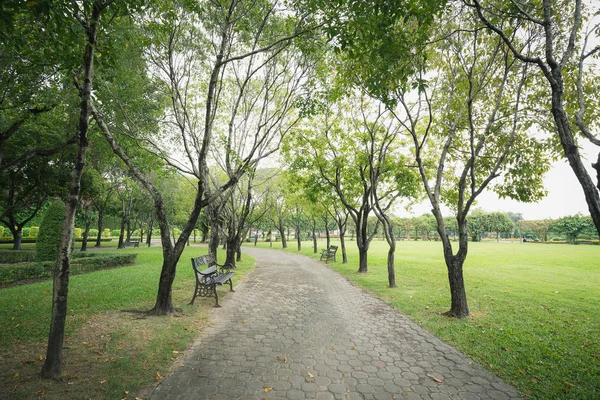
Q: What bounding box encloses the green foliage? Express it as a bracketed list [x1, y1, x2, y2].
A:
[34, 199, 66, 262]
[111, 230, 121, 237]
[102, 229, 112, 238]
[0, 250, 36, 264]
[313, 0, 447, 104]
[551, 214, 595, 244]
[74, 227, 82, 238]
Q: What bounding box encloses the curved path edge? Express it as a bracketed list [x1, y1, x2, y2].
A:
[149, 247, 520, 400]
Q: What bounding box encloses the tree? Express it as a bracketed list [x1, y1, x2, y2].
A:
[95, 0, 316, 315]
[518, 219, 554, 243]
[393, 7, 548, 317]
[551, 214, 593, 244]
[40, 0, 120, 380]
[467, 0, 600, 236]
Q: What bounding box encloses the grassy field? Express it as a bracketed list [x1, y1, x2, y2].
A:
[249, 239, 600, 399]
[0, 243, 254, 399]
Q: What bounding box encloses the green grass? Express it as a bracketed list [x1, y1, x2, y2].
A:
[0, 244, 255, 399]
[249, 239, 600, 399]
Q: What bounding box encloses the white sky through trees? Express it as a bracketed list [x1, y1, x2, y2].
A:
[398, 140, 598, 220]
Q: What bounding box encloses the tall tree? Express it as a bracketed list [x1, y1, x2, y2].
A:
[40, 0, 118, 380]
[394, 8, 549, 317]
[94, 0, 316, 314]
[467, 0, 600, 235]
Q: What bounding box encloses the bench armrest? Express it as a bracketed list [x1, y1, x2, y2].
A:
[217, 262, 234, 274]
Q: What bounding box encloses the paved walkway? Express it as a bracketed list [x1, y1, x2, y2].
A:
[150, 248, 520, 400]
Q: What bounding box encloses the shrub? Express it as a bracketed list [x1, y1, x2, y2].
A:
[111, 230, 121, 237]
[0, 226, 4, 237]
[0, 253, 137, 284]
[89, 229, 99, 237]
[102, 229, 111, 238]
[74, 228, 82, 238]
[0, 250, 36, 264]
[29, 226, 39, 237]
[35, 199, 66, 262]
[22, 227, 30, 237]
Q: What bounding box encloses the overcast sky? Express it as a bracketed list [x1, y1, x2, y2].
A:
[399, 140, 598, 220]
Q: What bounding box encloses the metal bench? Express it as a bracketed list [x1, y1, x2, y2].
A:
[320, 245, 338, 263]
[189, 253, 235, 308]
[125, 239, 140, 248]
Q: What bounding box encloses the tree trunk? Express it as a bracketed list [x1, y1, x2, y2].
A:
[209, 226, 219, 255]
[225, 238, 236, 266]
[438, 218, 469, 318]
[387, 246, 396, 288]
[551, 93, 600, 235]
[325, 226, 330, 248]
[357, 246, 368, 273]
[146, 217, 153, 247]
[81, 219, 91, 252]
[118, 216, 126, 249]
[42, 2, 100, 379]
[279, 223, 287, 249]
[445, 256, 469, 318]
[9, 226, 22, 250]
[95, 208, 104, 247]
[236, 245, 242, 262]
[340, 231, 347, 264]
[312, 221, 317, 254]
[296, 226, 301, 251]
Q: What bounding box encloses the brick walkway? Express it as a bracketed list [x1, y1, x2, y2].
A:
[149, 247, 520, 400]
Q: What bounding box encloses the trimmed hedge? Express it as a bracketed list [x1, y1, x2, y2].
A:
[0, 253, 138, 284]
[0, 251, 36, 264]
[35, 199, 66, 262]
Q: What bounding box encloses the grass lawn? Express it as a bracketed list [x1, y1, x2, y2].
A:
[249, 239, 600, 399]
[0, 243, 254, 399]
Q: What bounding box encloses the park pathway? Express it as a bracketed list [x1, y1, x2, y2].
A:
[149, 248, 520, 400]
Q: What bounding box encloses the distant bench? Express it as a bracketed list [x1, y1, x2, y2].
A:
[320, 245, 338, 263]
[189, 253, 235, 308]
[125, 239, 140, 248]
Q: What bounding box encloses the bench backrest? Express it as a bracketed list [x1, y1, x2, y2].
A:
[328, 245, 338, 252]
[191, 253, 217, 272]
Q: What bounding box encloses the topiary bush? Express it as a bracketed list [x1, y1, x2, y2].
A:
[29, 226, 39, 237]
[35, 199, 66, 262]
[102, 229, 111, 238]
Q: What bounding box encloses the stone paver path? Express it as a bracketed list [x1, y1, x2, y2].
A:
[150, 248, 520, 400]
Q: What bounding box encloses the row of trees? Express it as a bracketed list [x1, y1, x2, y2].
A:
[3, 0, 600, 379]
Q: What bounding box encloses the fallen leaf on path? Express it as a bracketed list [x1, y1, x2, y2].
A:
[100, 380, 107, 384]
[427, 374, 442, 383]
[307, 372, 314, 378]
[264, 387, 272, 392]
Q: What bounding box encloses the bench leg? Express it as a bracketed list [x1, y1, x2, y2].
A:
[227, 278, 235, 292]
[213, 284, 221, 308]
[189, 283, 199, 305]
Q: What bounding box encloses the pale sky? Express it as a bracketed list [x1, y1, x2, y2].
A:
[399, 140, 599, 220]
